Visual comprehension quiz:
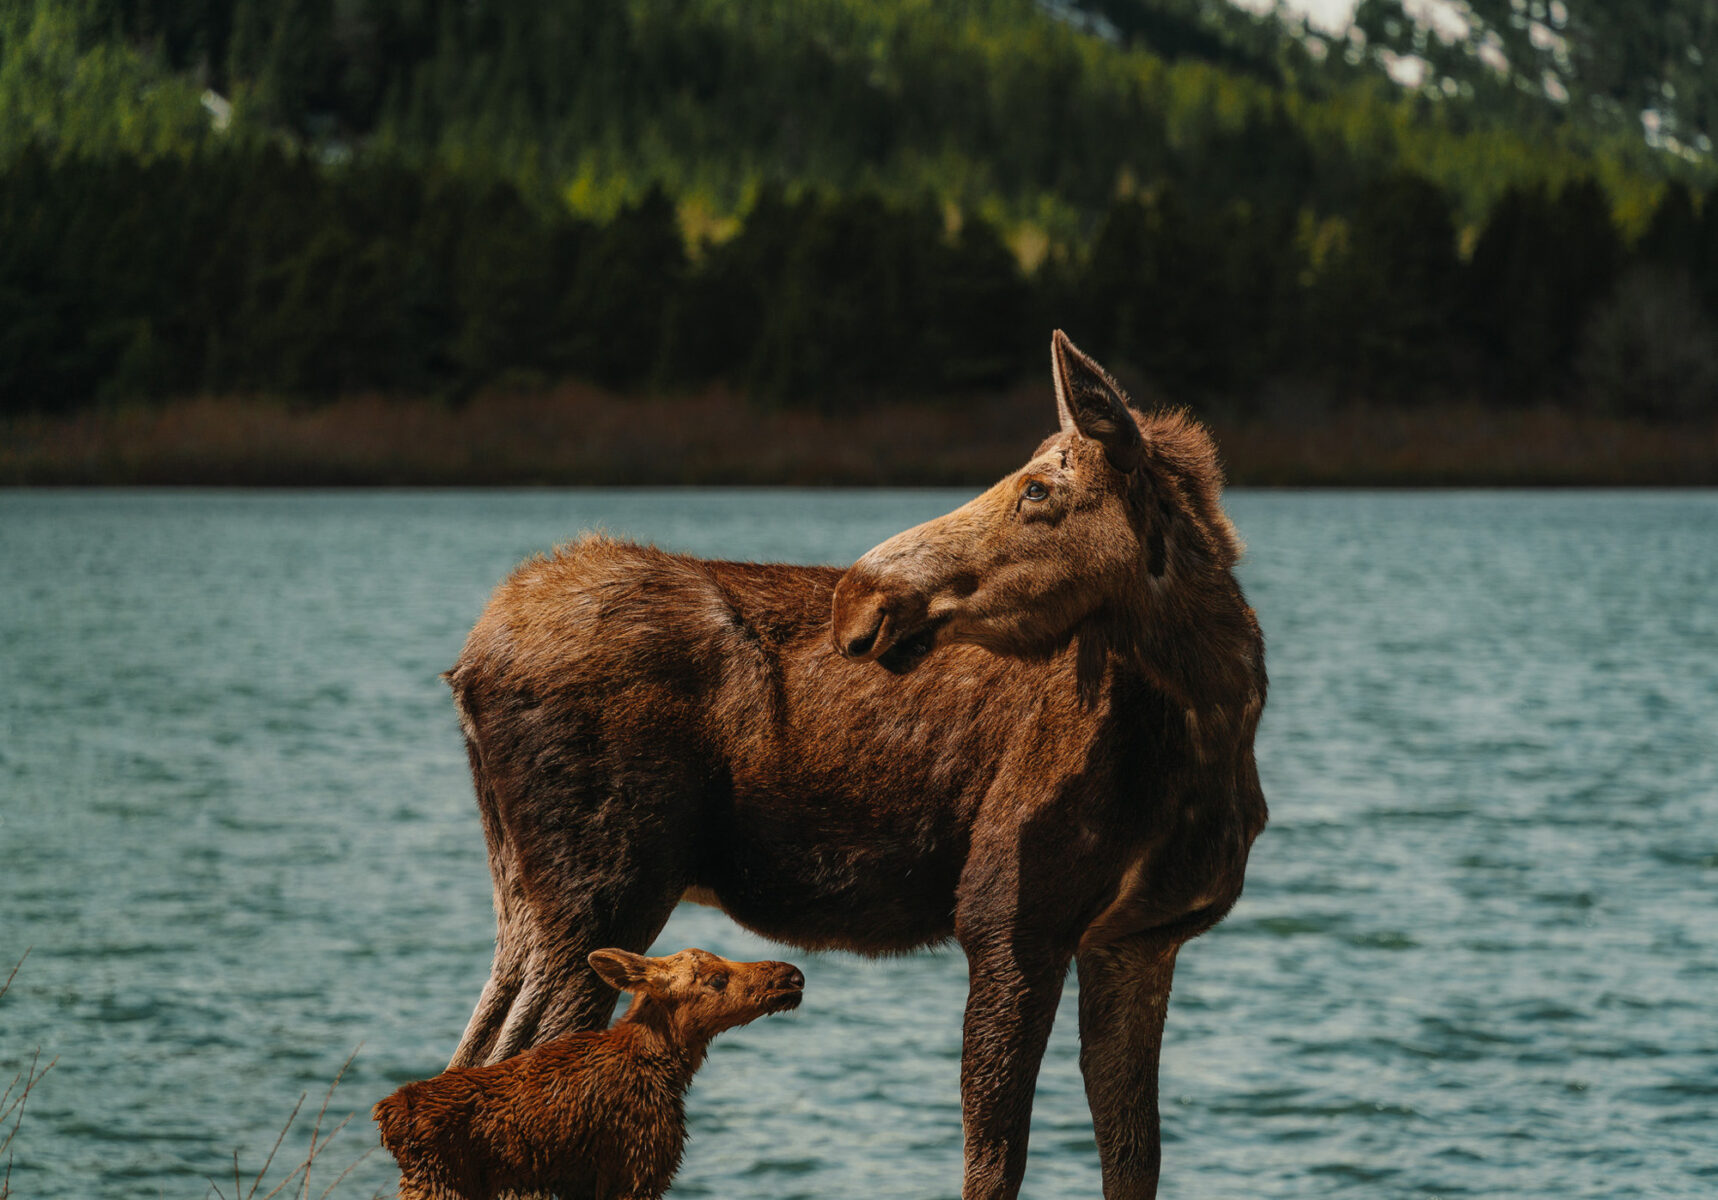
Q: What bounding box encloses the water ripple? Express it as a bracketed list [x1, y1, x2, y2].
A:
[2, 488, 1715, 1198]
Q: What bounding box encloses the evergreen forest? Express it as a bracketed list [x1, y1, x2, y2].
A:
[3, 0, 1717, 438]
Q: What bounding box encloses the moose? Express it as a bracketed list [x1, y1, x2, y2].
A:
[442, 331, 1267, 1199]
[376, 947, 805, 1200]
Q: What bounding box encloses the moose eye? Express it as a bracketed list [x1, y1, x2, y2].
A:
[707, 972, 729, 992]
[1023, 481, 1049, 502]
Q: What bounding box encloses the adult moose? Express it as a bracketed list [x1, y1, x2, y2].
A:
[443, 332, 1267, 1199]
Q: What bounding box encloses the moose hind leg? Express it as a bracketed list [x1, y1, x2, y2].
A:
[513, 863, 686, 1055]
[448, 742, 541, 1069]
[1075, 935, 1180, 1200]
[448, 962, 520, 1069]
[471, 757, 699, 1065]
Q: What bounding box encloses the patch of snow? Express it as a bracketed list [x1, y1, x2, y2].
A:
[1477, 32, 1510, 74]
[1230, 0, 1358, 37]
[1527, 20, 1564, 53]
[201, 90, 232, 133]
[1380, 49, 1432, 88]
[1403, 0, 1472, 45]
[1036, 0, 1121, 43]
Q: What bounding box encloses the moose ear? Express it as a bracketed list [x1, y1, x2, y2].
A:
[1051, 330, 1142, 473]
[587, 949, 651, 992]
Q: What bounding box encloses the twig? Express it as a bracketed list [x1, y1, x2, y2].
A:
[258, 1114, 355, 1200]
[0, 951, 27, 1000]
[243, 1092, 307, 1200]
[296, 1045, 361, 1200]
[315, 1145, 377, 1200]
[0, 952, 55, 1200]
[212, 1045, 373, 1200]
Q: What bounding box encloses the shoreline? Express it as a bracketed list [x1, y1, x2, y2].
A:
[4, 386, 1716, 488]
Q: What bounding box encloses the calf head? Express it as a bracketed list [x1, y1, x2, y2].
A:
[832, 330, 1256, 709]
[588, 948, 805, 1042]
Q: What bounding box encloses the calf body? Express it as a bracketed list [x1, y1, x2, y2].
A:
[375, 949, 803, 1200]
[445, 333, 1267, 1198]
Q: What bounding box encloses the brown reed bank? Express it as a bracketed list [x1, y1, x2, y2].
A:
[3, 385, 1715, 487]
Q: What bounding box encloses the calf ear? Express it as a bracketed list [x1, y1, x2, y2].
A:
[588, 949, 651, 992]
[1051, 330, 1142, 473]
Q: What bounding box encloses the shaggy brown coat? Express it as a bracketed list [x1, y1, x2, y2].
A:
[442, 332, 1267, 1200]
[374, 948, 803, 1200]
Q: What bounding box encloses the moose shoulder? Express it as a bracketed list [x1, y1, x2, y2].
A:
[444, 331, 1266, 1200]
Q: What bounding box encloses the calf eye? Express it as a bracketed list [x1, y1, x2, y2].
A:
[707, 972, 729, 992]
[1024, 481, 1049, 502]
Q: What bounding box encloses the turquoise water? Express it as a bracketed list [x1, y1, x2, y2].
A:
[2, 488, 1715, 1199]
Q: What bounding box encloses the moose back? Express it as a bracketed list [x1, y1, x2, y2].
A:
[441, 332, 1267, 1200]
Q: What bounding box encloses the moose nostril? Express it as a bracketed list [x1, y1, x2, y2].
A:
[787, 968, 805, 990]
[845, 630, 877, 658]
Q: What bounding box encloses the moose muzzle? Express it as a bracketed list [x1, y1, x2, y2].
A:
[831, 566, 939, 673]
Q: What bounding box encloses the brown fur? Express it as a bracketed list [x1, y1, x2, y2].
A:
[374, 948, 803, 1200]
[442, 332, 1267, 1199]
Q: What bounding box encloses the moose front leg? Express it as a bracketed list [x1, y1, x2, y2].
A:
[1075, 935, 1180, 1199]
[956, 940, 1072, 1200]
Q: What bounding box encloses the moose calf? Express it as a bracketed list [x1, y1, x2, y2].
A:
[374, 948, 804, 1200]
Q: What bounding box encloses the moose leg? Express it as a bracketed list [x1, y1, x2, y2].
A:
[957, 942, 1072, 1200]
[449, 962, 518, 1069]
[452, 864, 684, 1068]
[1075, 935, 1180, 1200]
[522, 863, 686, 1049]
[450, 752, 698, 1067]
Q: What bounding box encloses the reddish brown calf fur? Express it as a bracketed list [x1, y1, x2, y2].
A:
[442, 332, 1267, 1200]
[374, 948, 803, 1200]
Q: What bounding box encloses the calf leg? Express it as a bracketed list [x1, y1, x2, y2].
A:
[1075, 935, 1179, 1200]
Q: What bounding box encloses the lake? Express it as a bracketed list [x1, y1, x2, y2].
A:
[2, 488, 1715, 1198]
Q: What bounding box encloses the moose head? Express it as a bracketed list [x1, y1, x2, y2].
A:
[832, 330, 1258, 711]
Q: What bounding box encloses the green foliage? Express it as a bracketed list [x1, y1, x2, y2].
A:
[1299, 172, 1462, 394]
[0, 0, 208, 162]
[9, 0, 1706, 226]
[1357, 0, 1717, 156]
[1579, 265, 1718, 420]
[1464, 177, 1624, 391]
[2, 0, 1716, 420]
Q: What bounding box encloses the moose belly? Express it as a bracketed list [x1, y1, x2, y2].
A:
[685, 792, 971, 955]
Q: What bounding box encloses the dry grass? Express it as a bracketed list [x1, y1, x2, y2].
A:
[1211, 402, 1718, 487]
[206, 1047, 382, 1200]
[0, 955, 378, 1200]
[1, 952, 56, 1200]
[0, 385, 1050, 487]
[3, 385, 1715, 487]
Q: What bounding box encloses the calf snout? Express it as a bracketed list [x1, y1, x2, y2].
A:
[759, 961, 805, 1009]
[760, 961, 805, 994]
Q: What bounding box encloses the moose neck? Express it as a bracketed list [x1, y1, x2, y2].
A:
[1086, 569, 1262, 722]
[615, 996, 710, 1085]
